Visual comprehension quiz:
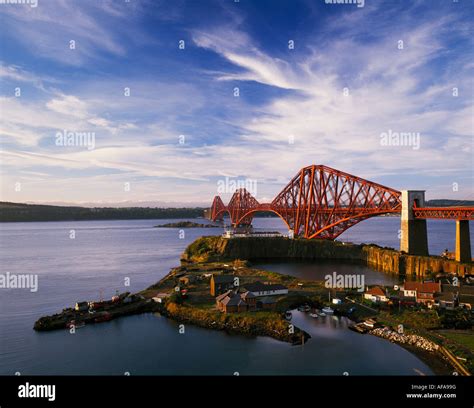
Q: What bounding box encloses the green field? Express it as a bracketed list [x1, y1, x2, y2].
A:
[437, 330, 474, 352]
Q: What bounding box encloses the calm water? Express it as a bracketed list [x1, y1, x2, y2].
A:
[253, 260, 401, 286]
[0, 217, 470, 375]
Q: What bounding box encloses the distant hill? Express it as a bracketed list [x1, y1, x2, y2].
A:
[0, 202, 206, 222]
[0, 199, 472, 222]
[425, 199, 474, 207]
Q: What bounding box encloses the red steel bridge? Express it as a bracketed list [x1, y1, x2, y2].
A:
[209, 165, 473, 242]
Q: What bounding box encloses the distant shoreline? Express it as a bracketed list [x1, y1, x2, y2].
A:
[1, 200, 472, 222]
[154, 221, 221, 228]
[0, 202, 206, 223]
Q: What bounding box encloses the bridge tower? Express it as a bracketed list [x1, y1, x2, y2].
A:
[400, 190, 429, 256]
[456, 220, 472, 263]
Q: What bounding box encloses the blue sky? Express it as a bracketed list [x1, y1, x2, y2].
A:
[0, 0, 473, 206]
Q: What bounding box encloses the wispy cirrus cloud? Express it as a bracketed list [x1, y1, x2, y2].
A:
[0, 0, 148, 65]
[0, 0, 472, 204]
[192, 7, 473, 184]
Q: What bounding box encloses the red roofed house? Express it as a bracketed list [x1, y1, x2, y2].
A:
[402, 281, 441, 305]
[216, 290, 257, 313]
[364, 286, 388, 303]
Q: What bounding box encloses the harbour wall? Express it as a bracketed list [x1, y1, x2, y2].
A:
[182, 236, 472, 277]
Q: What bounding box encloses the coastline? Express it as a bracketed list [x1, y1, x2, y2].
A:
[183, 235, 472, 277]
[33, 235, 471, 375]
[396, 343, 453, 375]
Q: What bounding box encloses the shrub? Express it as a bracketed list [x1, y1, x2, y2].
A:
[168, 292, 184, 305]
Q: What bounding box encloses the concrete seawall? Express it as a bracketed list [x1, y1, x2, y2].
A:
[182, 236, 472, 277]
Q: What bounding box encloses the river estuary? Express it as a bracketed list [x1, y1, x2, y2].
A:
[0, 217, 469, 375]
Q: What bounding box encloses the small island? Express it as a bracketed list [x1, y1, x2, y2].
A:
[154, 221, 221, 228]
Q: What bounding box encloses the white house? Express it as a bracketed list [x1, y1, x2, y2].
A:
[244, 281, 288, 297]
[152, 293, 170, 303]
[75, 302, 88, 312]
[402, 282, 441, 305]
[363, 286, 388, 303]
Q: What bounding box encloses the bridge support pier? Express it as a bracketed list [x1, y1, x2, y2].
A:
[455, 220, 472, 263]
[400, 190, 429, 256]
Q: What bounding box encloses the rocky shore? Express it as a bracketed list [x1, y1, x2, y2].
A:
[183, 236, 472, 277]
[159, 301, 310, 345]
[34, 299, 156, 331]
[370, 327, 439, 352]
[369, 327, 456, 375]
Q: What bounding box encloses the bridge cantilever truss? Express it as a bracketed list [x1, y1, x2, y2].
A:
[270, 165, 402, 239]
[209, 165, 474, 239]
[209, 165, 402, 239]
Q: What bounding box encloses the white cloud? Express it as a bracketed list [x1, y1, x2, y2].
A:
[46, 95, 89, 119]
[0, 2, 472, 204]
[0, 0, 148, 65]
[192, 15, 473, 183]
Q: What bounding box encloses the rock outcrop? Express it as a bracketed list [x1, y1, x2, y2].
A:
[182, 236, 472, 277]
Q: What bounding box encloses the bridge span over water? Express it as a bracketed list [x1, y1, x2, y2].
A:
[206, 165, 473, 263]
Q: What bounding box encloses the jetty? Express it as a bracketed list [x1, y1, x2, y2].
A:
[34, 292, 156, 331]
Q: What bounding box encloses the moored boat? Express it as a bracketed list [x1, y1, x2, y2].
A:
[362, 318, 377, 329]
[322, 306, 334, 314]
[348, 323, 368, 334]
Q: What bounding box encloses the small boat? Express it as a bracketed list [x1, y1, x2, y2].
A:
[309, 313, 318, 318]
[319, 312, 327, 317]
[348, 323, 367, 334]
[304, 305, 311, 312]
[285, 311, 292, 320]
[362, 318, 377, 328]
[297, 306, 305, 312]
[322, 307, 334, 314]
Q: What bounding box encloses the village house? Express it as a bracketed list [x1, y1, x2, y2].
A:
[210, 274, 236, 296]
[258, 296, 277, 310]
[240, 291, 258, 309]
[243, 281, 288, 297]
[435, 292, 457, 310]
[75, 302, 88, 312]
[437, 284, 474, 310]
[88, 301, 107, 310]
[152, 293, 171, 304]
[216, 290, 257, 313]
[363, 286, 388, 303]
[402, 281, 441, 305]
